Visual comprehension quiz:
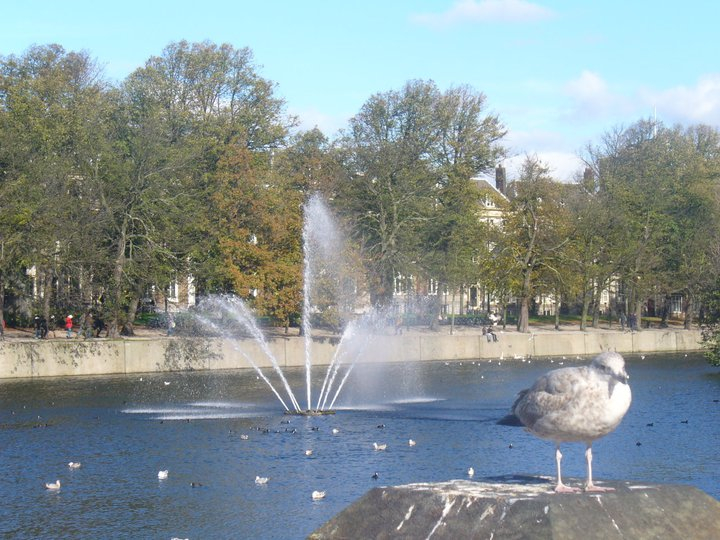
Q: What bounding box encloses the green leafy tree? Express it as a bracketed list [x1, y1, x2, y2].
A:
[504, 156, 571, 333]
[336, 80, 505, 306]
[588, 120, 720, 330]
[0, 45, 112, 325]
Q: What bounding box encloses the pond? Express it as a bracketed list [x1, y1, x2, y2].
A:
[0, 353, 718, 539]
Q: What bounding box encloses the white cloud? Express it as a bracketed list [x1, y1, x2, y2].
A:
[502, 152, 584, 183]
[290, 107, 348, 137]
[563, 70, 632, 121]
[411, 0, 554, 29]
[562, 71, 720, 130]
[640, 74, 720, 126]
[565, 71, 610, 105]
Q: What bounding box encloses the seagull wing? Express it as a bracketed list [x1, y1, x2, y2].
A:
[513, 368, 587, 430]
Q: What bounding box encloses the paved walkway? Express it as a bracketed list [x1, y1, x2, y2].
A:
[0, 320, 693, 342]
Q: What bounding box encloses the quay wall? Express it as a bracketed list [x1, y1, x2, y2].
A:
[0, 328, 703, 379]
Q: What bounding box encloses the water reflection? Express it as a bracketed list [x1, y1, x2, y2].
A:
[0, 353, 718, 539]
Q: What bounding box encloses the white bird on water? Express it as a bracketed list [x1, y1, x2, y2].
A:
[312, 490, 326, 500]
[408, 439, 416, 446]
[498, 351, 631, 493]
[373, 442, 387, 451]
[68, 462, 81, 469]
[255, 476, 269, 485]
[45, 480, 61, 490]
[158, 470, 169, 480]
[305, 449, 313, 456]
[467, 467, 474, 478]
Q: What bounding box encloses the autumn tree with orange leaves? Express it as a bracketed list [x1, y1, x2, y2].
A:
[212, 145, 303, 331]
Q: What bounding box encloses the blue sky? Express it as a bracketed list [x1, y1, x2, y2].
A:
[2, 0, 719, 181]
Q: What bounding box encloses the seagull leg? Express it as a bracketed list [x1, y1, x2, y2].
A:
[554, 446, 579, 493]
[584, 445, 614, 492]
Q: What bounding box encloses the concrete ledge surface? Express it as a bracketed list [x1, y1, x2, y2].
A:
[309, 475, 720, 540]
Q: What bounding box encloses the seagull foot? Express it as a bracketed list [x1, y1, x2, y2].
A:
[554, 483, 580, 493]
[585, 484, 615, 492]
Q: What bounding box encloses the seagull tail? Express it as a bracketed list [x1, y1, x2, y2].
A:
[497, 413, 524, 427]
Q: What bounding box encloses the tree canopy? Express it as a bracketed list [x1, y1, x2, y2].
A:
[2, 41, 720, 368]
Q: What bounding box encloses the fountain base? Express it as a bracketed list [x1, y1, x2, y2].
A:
[285, 410, 336, 416]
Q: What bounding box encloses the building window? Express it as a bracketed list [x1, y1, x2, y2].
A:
[168, 280, 179, 302]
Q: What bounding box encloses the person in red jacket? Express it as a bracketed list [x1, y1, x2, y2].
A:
[65, 314, 73, 339]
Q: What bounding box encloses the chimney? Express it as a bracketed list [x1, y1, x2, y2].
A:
[495, 165, 506, 194]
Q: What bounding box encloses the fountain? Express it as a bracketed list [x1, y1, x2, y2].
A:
[196, 194, 381, 415]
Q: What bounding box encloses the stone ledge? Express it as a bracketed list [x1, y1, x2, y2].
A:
[309, 475, 720, 540]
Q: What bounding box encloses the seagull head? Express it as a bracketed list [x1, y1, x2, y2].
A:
[592, 351, 629, 384]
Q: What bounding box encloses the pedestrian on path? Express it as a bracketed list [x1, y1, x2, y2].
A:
[65, 314, 74, 338]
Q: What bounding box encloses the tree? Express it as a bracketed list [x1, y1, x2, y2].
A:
[587, 120, 720, 329]
[336, 80, 505, 306]
[503, 156, 571, 333]
[0, 45, 113, 326]
[212, 145, 303, 330]
[100, 40, 291, 335]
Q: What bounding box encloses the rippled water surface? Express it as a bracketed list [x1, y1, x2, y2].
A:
[1, 353, 718, 539]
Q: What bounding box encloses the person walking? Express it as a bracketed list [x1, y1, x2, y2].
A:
[628, 313, 637, 332]
[65, 314, 74, 339]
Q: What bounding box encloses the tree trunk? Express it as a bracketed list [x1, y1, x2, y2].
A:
[0, 276, 4, 338]
[683, 293, 694, 330]
[591, 287, 601, 328]
[429, 290, 442, 331]
[554, 292, 561, 331]
[449, 289, 456, 335]
[660, 294, 671, 327]
[580, 286, 591, 331]
[517, 263, 533, 333]
[518, 296, 530, 333]
[122, 293, 139, 336]
[108, 219, 128, 338]
[42, 269, 53, 325]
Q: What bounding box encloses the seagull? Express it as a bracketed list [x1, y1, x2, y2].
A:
[68, 462, 81, 469]
[45, 480, 61, 490]
[158, 470, 169, 480]
[467, 467, 474, 477]
[498, 351, 631, 493]
[255, 476, 269, 485]
[312, 490, 326, 500]
[305, 449, 313, 456]
[408, 439, 416, 446]
[240, 434, 249, 440]
[373, 442, 387, 451]
[332, 428, 339, 434]
[164, 381, 171, 386]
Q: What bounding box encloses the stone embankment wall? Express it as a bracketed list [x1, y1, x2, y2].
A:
[0, 328, 703, 379]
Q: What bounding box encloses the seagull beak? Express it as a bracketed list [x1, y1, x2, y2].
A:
[618, 371, 629, 384]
